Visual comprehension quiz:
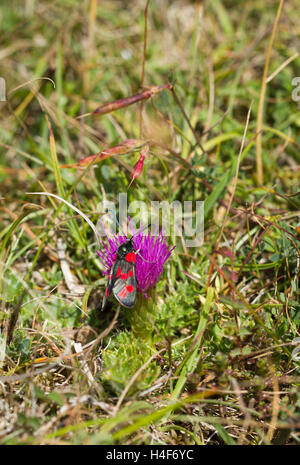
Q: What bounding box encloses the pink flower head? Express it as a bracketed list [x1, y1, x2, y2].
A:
[96, 219, 175, 296]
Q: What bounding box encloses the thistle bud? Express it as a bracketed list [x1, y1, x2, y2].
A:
[129, 144, 149, 186]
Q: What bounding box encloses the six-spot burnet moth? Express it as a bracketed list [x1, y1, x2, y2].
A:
[101, 237, 137, 310]
[100, 211, 155, 311]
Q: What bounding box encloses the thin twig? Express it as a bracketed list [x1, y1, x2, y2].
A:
[57, 238, 85, 295]
[170, 87, 207, 155]
[27, 192, 101, 246]
[208, 102, 253, 285]
[256, 0, 285, 185]
[113, 347, 166, 416]
[266, 360, 280, 443]
[139, 0, 150, 138]
[266, 51, 299, 83]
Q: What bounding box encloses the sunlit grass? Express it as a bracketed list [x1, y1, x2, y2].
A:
[0, 0, 299, 445]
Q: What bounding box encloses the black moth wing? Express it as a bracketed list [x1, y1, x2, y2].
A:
[101, 268, 115, 311]
[101, 253, 122, 311]
[112, 258, 137, 308]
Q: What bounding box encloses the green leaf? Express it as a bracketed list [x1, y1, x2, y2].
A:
[214, 423, 236, 445]
[204, 171, 231, 218]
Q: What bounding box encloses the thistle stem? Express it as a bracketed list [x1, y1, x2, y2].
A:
[127, 292, 155, 342]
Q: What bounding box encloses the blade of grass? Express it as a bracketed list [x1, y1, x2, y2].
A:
[45, 114, 65, 198]
[256, 0, 285, 185]
[170, 286, 214, 401]
[212, 423, 236, 445]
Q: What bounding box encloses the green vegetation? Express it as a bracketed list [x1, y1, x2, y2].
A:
[0, 0, 299, 445]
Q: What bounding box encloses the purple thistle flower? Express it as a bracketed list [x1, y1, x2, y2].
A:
[96, 219, 175, 297]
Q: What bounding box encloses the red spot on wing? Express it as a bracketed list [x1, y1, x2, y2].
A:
[118, 288, 128, 298]
[116, 266, 122, 277]
[128, 270, 133, 277]
[125, 252, 136, 263]
[121, 273, 128, 280]
[126, 285, 134, 293]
